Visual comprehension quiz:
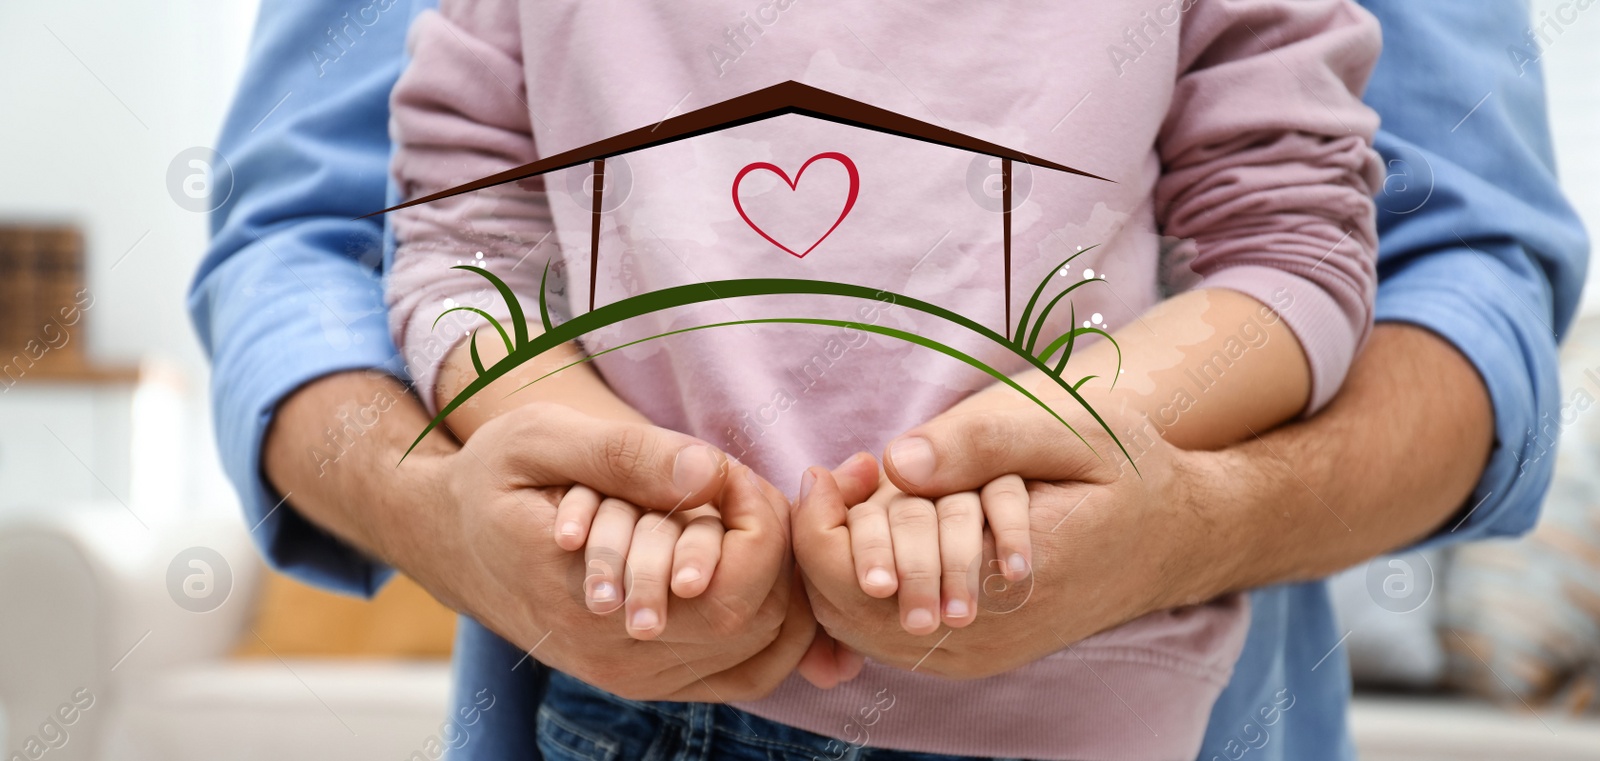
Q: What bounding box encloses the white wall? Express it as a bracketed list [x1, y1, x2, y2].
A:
[0, 1, 261, 521]
[1532, 0, 1600, 315]
[0, 2, 258, 369]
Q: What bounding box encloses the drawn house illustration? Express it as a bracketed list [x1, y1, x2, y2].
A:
[373, 81, 1106, 340]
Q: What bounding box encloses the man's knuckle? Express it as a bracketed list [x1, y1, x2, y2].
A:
[601, 427, 652, 479]
[752, 602, 784, 633]
[703, 594, 757, 637]
[965, 416, 1014, 464]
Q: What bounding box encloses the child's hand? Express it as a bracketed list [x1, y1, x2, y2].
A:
[554, 485, 724, 640]
[843, 465, 1032, 635]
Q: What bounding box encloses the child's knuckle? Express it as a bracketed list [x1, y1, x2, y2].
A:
[627, 567, 665, 589]
[854, 535, 893, 556]
[985, 477, 1027, 502]
[997, 527, 1032, 548]
[937, 508, 975, 532]
[897, 567, 940, 585]
[943, 559, 977, 579]
[891, 501, 937, 528]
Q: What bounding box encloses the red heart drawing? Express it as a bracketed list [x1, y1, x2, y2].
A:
[731, 152, 859, 258]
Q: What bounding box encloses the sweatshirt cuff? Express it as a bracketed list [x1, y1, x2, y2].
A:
[1193, 264, 1363, 414]
[400, 294, 529, 416]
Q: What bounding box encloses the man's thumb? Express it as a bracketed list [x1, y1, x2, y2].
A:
[504, 405, 728, 511]
[882, 409, 1102, 495]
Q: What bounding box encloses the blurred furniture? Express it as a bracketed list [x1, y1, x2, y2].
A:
[0, 213, 461, 759]
[0, 222, 142, 516]
[1350, 695, 1600, 761]
[235, 568, 455, 660]
[1439, 313, 1600, 711]
[1329, 548, 1449, 689]
[0, 224, 104, 380]
[0, 226, 81, 356]
[0, 505, 450, 761]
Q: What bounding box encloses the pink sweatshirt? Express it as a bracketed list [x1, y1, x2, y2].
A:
[385, 1, 1382, 759]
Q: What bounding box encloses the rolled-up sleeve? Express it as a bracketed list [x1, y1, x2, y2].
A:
[1159, 0, 1385, 413]
[187, 0, 432, 596]
[387, 2, 553, 414]
[1356, 0, 1589, 548]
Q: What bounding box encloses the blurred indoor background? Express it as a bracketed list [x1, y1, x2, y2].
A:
[1, 1, 1598, 759]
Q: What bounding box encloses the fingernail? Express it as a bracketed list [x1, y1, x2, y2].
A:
[946, 598, 970, 619]
[559, 521, 580, 538]
[591, 581, 617, 603]
[865, 567, 894, 588]
[906, 608, 935, 631]
[674, 567, 702, 585]
[799, 469, 817, 502]
[630, 608, 659, 631]
[673, 444, 720, 495]
[839, 451, 870, 469]
[1008, 553, 1029, 576]
[887, 437, 936, 487]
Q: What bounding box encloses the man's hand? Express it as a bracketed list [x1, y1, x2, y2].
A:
[794, 324, 1494, 681]
[792, 407, 1210, 680]
[266, 376, 813, 701]
[425, 404, 813, 700]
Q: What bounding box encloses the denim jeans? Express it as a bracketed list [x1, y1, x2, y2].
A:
[538, 671, 1032, 761]
[447, 616, 550, 760]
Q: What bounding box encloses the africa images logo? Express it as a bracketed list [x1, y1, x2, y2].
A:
[366, 81, 1132, 465]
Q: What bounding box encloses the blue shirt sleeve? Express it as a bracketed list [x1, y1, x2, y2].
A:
[1358, 0, 1589, 549]
[187, 0, 433, 596]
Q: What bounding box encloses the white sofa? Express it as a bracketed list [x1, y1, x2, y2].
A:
[0, 504, 449, 761]
[4, 503, 1598, 760]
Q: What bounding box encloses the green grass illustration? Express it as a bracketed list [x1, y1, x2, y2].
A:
[410, 251, 1130, 472]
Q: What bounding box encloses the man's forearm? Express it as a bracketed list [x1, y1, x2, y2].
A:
[262, 371, 464, 603]
[1177, 324, 1493, 602]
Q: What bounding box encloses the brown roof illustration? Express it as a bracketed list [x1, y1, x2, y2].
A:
[364, 79, 1108, 218]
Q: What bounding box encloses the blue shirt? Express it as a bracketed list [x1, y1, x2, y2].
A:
[188, 2, 1588, 759]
